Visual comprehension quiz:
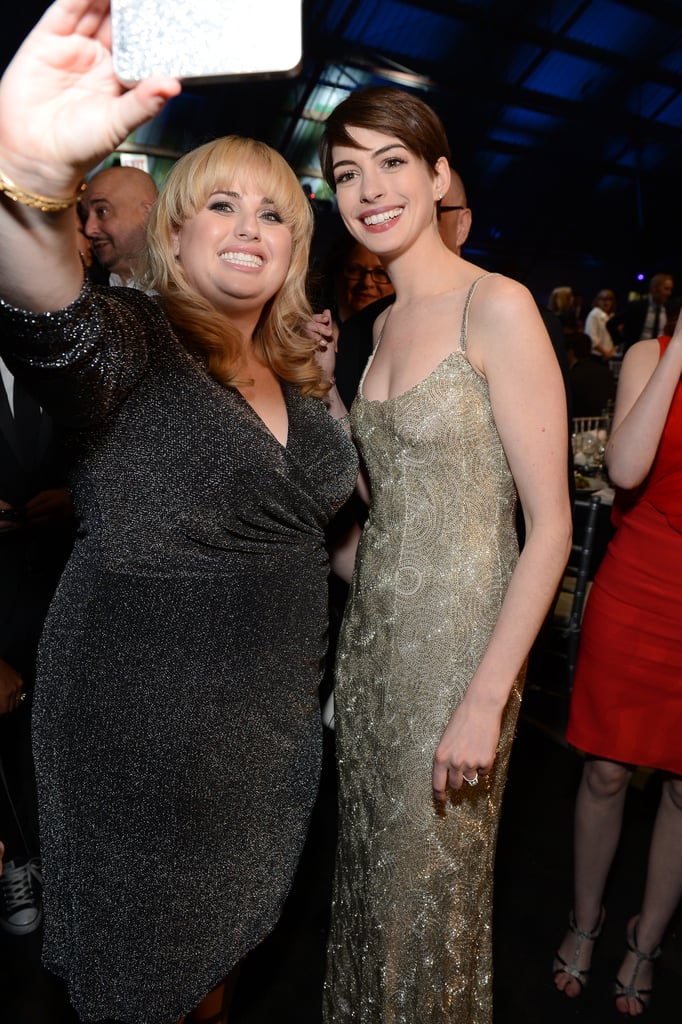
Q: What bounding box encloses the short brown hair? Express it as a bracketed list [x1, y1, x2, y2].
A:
[319, 86, 451, 190]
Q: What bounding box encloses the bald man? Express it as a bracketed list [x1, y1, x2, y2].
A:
[79, 165, 158, 287]
[436, 166, 472, 257]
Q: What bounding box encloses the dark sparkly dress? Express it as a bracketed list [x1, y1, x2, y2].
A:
[0, 282, 357, 1024]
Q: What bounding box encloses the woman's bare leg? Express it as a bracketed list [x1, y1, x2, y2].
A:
[615, 775, 682, 1015]
[555, 757, 632, 996]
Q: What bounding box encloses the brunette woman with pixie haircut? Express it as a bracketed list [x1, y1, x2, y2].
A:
[320, 85, 571, 1024]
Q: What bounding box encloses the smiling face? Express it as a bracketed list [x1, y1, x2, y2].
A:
[171, 180, 293, 317]
[331, 126, 448, 259]
[146, 136, 314, 341]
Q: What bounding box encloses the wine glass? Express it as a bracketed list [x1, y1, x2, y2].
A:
[580, 432, 598, 466]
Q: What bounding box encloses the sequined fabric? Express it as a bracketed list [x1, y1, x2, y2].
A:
[324, 276, 524, 1024]
[0, 282, 357, 1024]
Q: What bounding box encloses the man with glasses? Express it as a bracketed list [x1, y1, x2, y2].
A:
[340, 241, 395, 321]
[435, 167, 472, 259]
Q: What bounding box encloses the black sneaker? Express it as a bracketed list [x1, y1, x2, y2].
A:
[0, 857, 42, 935]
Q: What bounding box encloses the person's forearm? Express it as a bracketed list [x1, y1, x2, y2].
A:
[606, 334, 682, 488]
[0, 0, 179, 313]
[596, 329, 615, 359]
[325, 382, 349, 421]
[0, 172, 84, 312]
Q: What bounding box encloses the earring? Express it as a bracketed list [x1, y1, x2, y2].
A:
[438, 193, 443, 200]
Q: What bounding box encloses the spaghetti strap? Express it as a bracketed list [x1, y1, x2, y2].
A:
[460, 273, 498, 354]
[360, 274, 498, 400]
[357, 305, 391, 398]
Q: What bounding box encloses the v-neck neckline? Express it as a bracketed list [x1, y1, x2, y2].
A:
[232, 382, 291, 451]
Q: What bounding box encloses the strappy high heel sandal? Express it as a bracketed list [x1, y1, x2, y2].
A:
[614, 917, 661, 1015]
[553, 907, 605, 996]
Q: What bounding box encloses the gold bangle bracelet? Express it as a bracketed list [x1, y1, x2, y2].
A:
[0, 169, 86, 213]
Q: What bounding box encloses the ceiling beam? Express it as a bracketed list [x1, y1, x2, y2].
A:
[351, 0, 682, 90]
[327, 46, 682, 149]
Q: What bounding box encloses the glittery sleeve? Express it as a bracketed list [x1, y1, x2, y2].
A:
[0, 280, 171, 429]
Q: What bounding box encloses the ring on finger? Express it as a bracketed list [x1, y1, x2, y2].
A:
[463, 771, 479, 786]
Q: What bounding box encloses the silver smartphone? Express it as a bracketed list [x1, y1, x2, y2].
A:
[111, 0, 303, 86]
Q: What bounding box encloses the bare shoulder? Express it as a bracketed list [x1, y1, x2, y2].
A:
[474, 273, 539, 317]
[617, 338, 659, 389]
[622, 337, 659, 368]
[467, 273, 546, 355]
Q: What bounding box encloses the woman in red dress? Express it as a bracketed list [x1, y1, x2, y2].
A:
[553, 304, 682, 1016]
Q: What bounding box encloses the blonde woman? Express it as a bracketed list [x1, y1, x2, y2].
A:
[549, 284, 579, 331]
[0, 3, 356, 1022]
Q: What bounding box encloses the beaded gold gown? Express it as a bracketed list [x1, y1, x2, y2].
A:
[324, 275, 524, 1024]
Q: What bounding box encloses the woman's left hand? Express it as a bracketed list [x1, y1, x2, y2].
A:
[432, 697, 502, 802]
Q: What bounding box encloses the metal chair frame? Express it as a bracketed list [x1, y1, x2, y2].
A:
[553, 493, 602, 686]
[572, 414, 611, 437]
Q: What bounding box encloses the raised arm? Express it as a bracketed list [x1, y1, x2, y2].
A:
[433, 276, 572, 799]
[605, 323, 682, 489]
[0, 0, 180, 312]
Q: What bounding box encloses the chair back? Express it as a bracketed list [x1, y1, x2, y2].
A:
[552, 493, 602, 686]
[572, 414, 611, 437]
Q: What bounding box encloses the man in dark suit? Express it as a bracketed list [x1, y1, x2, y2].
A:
[0, 358, 75, 935]
[607, 272, 674, 353]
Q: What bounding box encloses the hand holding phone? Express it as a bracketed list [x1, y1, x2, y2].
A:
[111, 0, 303, 86]
[0, 0, 182, 197]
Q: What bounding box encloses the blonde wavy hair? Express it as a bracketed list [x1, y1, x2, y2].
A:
[144, 136, 324, 396]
